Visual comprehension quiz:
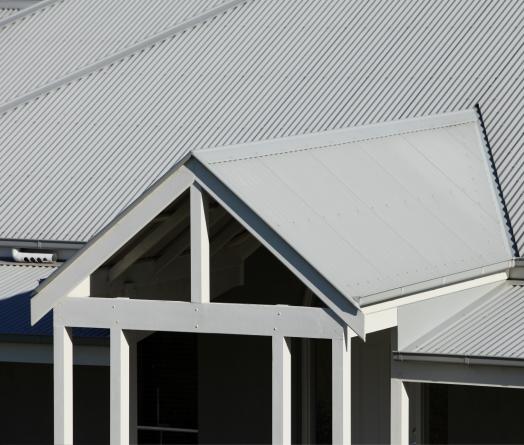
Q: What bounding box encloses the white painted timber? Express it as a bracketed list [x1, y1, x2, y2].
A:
[390, 379, 409, 445]
[110, 328, 130, 445]
[54, 325, 73, 445]
[31, 164, 195, 324]
[332, 331, 351, 444]
[190, 184, 210, 303]
[272, 336, 291, 445]
[54, 297, 344, 340]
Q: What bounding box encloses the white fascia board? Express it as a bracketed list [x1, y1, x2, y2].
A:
[31, 161, 194, 324]
[195, 110, 477, 164]
[355, 272, 508, 338]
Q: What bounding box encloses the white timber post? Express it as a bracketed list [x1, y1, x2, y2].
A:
[272, 335, 292, 445]
[54, 325, 74, 445]
[332, 329, 351, 444]
[129, 338, 138, 445]
[391, 379, 409, 445]
[111, 328, 130, 445]
[190, 183, 210, 303]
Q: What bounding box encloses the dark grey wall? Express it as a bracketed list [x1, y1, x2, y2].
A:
[198, 334, 272, 445]
[352, 329, 391, 445]
[446, 384, 524, 444]
[0, 362, 109, 445]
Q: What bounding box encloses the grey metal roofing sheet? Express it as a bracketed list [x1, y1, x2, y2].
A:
[0, 0, 522, 247]
[0, 0, 230, 105]
[0, 261, 55, 300]
[0, 8, 17, 19]
[402, 282, 524, 360]
[196, 114, 513, 299]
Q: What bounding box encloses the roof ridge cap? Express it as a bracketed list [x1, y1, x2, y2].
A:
[0, 0, 61, 28]
[0, 0, 247, 116]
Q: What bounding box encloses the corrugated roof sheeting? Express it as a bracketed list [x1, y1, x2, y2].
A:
[0, 262, 55, 300]
[197, 117, 512, 298]
[0, 0, 229, 104]
[0, 262, 106, 337]
[0, 0, 522, 245]
[403, 283, 524, 359]
[0, 8, 18, 19]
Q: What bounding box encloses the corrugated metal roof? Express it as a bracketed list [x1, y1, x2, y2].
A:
[196, 113, 513, 298]
[0, 261, 55, 300]
[0, 0, 522, 248]
[0, 8, 18, 19]
[0, 262, 106, 337]
[0, 0, 230, 105]
[401, 282, 524, 360]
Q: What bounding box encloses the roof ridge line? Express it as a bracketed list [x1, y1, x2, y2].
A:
[0, 0, 247, 116]
[0, 0, 60, 28]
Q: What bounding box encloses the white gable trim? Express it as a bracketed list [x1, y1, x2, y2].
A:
[31, 161, 195, 324]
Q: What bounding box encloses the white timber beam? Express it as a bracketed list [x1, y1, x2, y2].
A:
[110, 328, 130, 445]
[272, 336, 291, 445]
[190, 183, 210, 303]
[54, 325, 73, 445]
[390, 379, 409, 445]
[54, 297, 344, 339]
[332, 330, 351, 444]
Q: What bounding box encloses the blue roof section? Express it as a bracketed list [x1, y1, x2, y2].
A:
[0, 263, 106, 338]
[0, 290, 107, 338]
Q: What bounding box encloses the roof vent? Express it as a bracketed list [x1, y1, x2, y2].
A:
[11, 248, 56, 264]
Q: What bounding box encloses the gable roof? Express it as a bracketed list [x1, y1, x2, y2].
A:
[31, 112, 514, 339]
[195, 110, 513, 300]
[0, 0, 522, 250]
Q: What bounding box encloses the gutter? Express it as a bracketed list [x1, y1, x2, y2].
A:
[358, 258, 516, 307]
[393, 351, 524, 368]
[0, 239, 85, 250]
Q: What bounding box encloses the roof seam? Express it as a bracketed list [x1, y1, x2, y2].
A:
[0, 0, 61, 29]
[0, 0, 248, 117]
[205, 120, 476, 165]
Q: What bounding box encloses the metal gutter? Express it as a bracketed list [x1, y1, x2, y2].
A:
[393, 351, 524, 368]
[0, 239, 84, 250]
[358, 258, 516, 307]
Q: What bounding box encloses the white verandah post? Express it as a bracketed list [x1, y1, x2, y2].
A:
[111, 327, 130, 445]
[190, 183, 210, 304]
[332, 330, 351, 444]
[391, 378, 409, 445]
[272, 335, 292, 445]
[54, 325, 73, 445]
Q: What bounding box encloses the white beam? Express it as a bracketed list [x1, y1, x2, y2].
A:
[272, 336, 291, 445]
[390, 379, 409, 445]
[54, 325, 73, 445]
[191, 183, 210, 303]
[111, 328, 130, 445]
[55, 297, 344, 339]
[332, 332, 351, 445]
